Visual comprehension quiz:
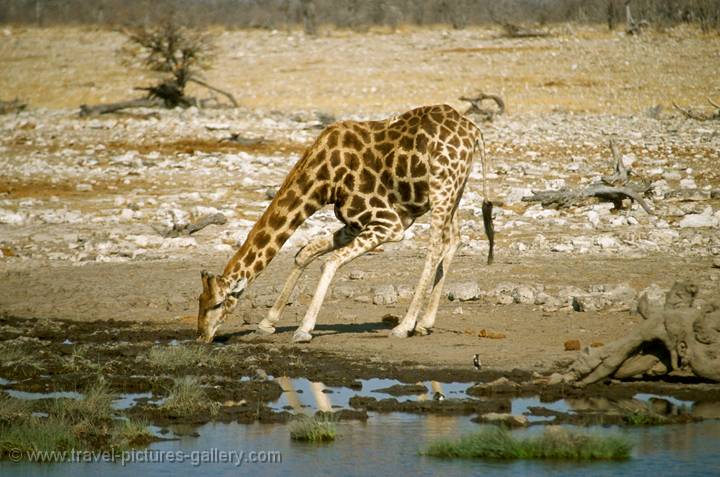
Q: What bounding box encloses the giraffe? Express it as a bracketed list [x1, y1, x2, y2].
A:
[197, 104, 494, 343]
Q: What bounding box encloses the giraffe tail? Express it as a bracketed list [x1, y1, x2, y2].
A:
[476, 134, 494, 265]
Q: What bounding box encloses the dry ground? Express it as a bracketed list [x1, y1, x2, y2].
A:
[1, 25, 719, 115]
[1, 25, 719, 376]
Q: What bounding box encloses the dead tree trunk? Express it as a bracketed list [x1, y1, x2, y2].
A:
[79, 98, 162, 117]
[459, 93, 505, 122]
[565, 281, 720, 384]
[522, 140, 654, 214]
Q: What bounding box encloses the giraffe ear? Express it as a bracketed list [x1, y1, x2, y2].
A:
[201, 270, 215, 291]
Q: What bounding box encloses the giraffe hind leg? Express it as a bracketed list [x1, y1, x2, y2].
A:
[391, 205, 454, 338]
[415, 214, 459, 336]
[257, 226, 358, 334]
[293, 222, 404, 343]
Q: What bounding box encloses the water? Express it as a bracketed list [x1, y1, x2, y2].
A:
[3, 377, 719, 475]
[270, 377, 472, 411]
[3, 416, 719, 476]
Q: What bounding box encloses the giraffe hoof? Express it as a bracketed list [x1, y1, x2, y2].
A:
[414, 325, 431, 336]
[390, 326, 409, 339]
[292, 329, 313, 343]
[256, 322, 276, 335]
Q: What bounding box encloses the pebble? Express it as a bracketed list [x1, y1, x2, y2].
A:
[372, 285, 398, 305]
[446, 282, 482, 302]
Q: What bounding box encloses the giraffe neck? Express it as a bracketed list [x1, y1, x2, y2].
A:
[219, 174, 328, 292]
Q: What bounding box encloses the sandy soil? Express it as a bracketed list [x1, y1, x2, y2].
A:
[0, 250, 715, 372]
[1, 25, 719, 383]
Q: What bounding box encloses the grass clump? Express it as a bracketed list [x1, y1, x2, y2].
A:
[0, 380, 154, 461]
[160, 376, 219, 417]
[623, 411, 667, 426]
[147, 345, 234, 370]
[289, 415, 337, 442]
[0, 393, 32, 422]
[423, 426, 632, 461]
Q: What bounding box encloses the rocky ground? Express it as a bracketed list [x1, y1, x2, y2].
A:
[1, 25, 719, 378]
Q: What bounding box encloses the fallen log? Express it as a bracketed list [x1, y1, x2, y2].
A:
[564, 281, 720, 385]
[672, 98, 720, 121]
[153, 212, 227, 238]
[459, 92, 505, 122]
[79, 98, 162, 117]
[523, 183, 654, 214]
[522, 140, 654, 214]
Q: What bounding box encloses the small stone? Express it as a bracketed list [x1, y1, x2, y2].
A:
[678, 213, 719, 228]
[591, 341, 604, 348]
[478, 413, 528, 427]
[349, 270, 366, 280]
[586, 210, 600, 227]
[637, 284, 666, 318]
[446, 282, 482, 301]
[572, 295, 601, 312]
[547, 372, 564, 385]
[512, 285, 536, 304]
[713, 258, 720, 269]
[564, 339, 581, 351]
[452, 306, 464, 315]
[76, 183, 93, 192]
[596, 236, 619, 249]
[397, 285, 414, 301]
[372, 285, 397, 305]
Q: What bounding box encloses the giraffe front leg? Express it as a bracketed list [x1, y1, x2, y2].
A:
[258, 227, 357, 335]
[294, 223, 403, 343]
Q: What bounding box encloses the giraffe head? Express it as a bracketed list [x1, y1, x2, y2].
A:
[197, 270, 247, 342]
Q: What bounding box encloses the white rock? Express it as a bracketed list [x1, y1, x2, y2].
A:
[586, 210, 600, 227]
[372, 285, 398, 305]
[76, 183, 93, 192]
[447, 282, 482, 301]
[512, 285, 536, 304]
[161, 237, 197, 248]
[679, 178, 697, 189]
[119, 208, 135, 221]
[678, 213, 719, 228]
[596, 236, 619, 249]
[0, 209, 24, 225]
[551, 243, 574, 253]
[213, 243, 234, 253]
[505, 187, 533, 204]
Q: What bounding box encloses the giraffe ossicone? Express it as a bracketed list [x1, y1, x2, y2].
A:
[196, 104, 494, 343]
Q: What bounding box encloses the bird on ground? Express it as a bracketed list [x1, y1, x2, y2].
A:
[433, 391, 445, 401]
[473, 354, 482, 370]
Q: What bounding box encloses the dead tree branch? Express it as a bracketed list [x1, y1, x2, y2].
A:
[0, 98, 27, 115]
[153, 212, 228, 238]
[500, 22, 550, 38]
[79, 98, 162, 117]
[565, 281, 720, 385]
[672, 99, 720, 121]
[523, 140, 654, 214]
[459, 92, 505, 121]
[188, 77, 238, 107]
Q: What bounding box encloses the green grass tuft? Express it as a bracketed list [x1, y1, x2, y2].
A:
[289, 415, 337, 442]
[53, 380, 114, 424]
[147, 345, 235, 370]
[0, 380, 154, 461]
[623, 411, 667, 426]
[160, 376, 219, 417]
[0, 394, 32, 422]
[423, 426, 632, 461]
